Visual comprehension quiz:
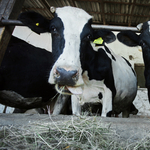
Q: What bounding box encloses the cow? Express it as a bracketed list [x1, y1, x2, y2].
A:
[117, 21, 150, 103]
[0, 35, 70, 113]
[18, 6, 138, 117]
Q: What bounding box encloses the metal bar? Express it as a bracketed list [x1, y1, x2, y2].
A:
[92, 24, 139, 32]
[0, 19, 23, 26]
[0, 19, 139, 32]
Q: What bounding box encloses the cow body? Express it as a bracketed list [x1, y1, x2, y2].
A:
[0, 36, 55, 100]
[0, 36, 63, 110]
[75, 43, 137, 117]
[117, 21, 150, 102]
[6, 6, 138, 117]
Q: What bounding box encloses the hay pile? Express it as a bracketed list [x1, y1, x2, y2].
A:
[0, 115, 150, 150]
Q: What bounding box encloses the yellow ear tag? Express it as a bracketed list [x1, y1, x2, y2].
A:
[36, 23, 39, 26]
[93, 37, 103, 44]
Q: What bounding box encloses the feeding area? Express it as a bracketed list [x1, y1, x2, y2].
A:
[0, 114, 150, 150]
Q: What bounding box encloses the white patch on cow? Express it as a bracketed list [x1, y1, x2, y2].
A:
[52, 95, 70, 115]
[104, 45, 137, 113]
[93, 44, 137, 106]
[148, 21, 150, 32]
[71, 95, 81, 116]
[72, 71, 112, 117]
[49, 6, 92, 87]
[90, 42, 105, 52]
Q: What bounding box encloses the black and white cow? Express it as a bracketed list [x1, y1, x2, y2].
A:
[18, 6, 137, 117]
[117, 21, 150, 103]
[0, 35, 70, 113]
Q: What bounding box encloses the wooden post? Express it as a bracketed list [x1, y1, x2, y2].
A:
[0, 0, 25, 65]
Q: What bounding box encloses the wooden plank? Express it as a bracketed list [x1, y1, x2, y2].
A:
[0, 0, 25, 66]
[0, 26, 11, 64]
[99, 0, 106, 25]
[128, 0, 136, 26]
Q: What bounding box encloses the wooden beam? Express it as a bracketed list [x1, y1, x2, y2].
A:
[75, 0, 150, 6]
[128, 0, 136, 26]
[88, 11, 150, 18]
[68, 0, 76, 7]
[0, 0, 25, 66]
[99, 0, 106, 25]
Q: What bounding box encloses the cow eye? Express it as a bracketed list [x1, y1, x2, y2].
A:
[87, 34, 91, 39]
[51, 26, 57, 32]
[86, 34, 92, 40]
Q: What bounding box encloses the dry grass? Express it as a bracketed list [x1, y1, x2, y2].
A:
[0, 115, 150, 150]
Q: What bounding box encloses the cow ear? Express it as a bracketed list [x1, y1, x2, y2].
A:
[93, 29, 116, 44]
[18, 11, 50, 34]
[117, 30, 139, 47]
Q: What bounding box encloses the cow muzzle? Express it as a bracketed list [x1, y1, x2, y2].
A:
[53, 67, 83, 95]
[54, 67, 79, 86]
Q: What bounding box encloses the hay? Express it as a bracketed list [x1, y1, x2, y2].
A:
[0, 115, 150, 150]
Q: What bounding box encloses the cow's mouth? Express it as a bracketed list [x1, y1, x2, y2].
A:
[55, 84, 83, 95]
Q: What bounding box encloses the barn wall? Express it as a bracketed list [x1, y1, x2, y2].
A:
[12, 26, 52, 52]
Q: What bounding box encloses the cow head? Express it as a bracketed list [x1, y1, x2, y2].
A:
[19, 6, 115, 95]
[117, 20, 150, 48]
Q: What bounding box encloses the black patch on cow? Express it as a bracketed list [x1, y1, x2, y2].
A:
[80, 19, 93, 44]
[18, 11, 50, 34]
[117, 30, 139, 47]
[106, 111, 112, 117]
[80, 21, 116, 103]
[0, 36, 57, 103]
[19, 11, 65, 63]
[81, 102, 102, 116]
[122, 57, 136, 76]
[80, 40, 116, 100]
[98, 92, 103, 99]
[104, 45, 116, 61]
[50, 16, 65, 62]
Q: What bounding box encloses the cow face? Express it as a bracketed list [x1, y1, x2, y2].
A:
[19, 6, 115, 95]
[19, 6, 92, 94]
[117, 20, 150, 48]
[49, 7, 92, 94]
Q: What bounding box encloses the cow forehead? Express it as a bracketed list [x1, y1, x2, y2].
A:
[56, 6, 92, 34]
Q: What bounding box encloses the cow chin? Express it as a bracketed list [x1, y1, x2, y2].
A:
[55, 84, 83, 95]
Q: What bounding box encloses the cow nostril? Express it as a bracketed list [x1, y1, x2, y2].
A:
[72, 71, 79, 82]
[54, 69, 60, 79]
